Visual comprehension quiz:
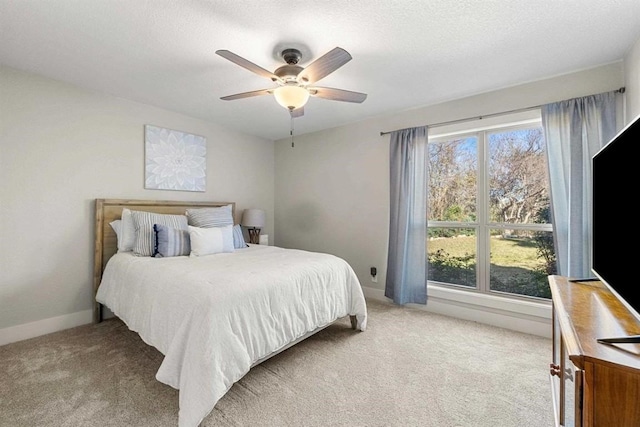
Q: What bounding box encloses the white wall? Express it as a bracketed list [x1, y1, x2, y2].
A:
[274, 62, 625, 337]
[624, 34, 640, 122]
[0, 65, 274, 342]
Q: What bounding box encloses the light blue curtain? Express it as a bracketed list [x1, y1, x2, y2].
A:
[541, 91, 617, 278]
[385, 126, 428, 304]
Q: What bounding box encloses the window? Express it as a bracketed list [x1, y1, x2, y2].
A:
[426, 112, 556, 300]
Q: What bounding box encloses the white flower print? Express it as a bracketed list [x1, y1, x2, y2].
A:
[145, 125, 206, 191]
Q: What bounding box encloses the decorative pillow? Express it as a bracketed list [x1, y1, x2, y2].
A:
[232, 224, 248, 249]
[131, 210, 188, 257]
[154, 224, 191, 257]
[116, 208, 136, 252]
[188, 224, 234, 257]
[186, 205, 233, 228]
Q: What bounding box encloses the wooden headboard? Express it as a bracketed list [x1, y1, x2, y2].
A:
[93, 199, 235, 323]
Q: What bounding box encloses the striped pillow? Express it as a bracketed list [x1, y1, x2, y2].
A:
[131, 210, 188, 257]
[154, 224, 191, 257]
[232, 224, 248, 248]
[186, 205, 233, 228]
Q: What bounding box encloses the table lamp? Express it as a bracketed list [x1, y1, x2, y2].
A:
[241, 209, 266, 244]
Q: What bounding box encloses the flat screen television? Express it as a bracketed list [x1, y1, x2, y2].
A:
[592, 112, 640, 344]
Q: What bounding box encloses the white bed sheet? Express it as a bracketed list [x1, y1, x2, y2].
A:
[96, 244, 368, 427]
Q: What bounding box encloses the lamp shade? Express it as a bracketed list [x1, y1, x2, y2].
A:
[273, 86, 309, 110]
[241, 209, 266, 228]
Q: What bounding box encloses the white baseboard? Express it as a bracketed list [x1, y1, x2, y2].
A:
[362, 285, 552, 338]
[0, 309, 93, 347]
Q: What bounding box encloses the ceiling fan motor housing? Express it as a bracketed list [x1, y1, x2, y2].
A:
[274, 49, 304, 83]
[274, 64, 304, 82]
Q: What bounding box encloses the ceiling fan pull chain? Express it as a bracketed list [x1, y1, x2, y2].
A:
[290, 113, 295, 148]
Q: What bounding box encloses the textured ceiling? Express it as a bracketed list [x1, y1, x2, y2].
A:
[2, 1, 640, 140]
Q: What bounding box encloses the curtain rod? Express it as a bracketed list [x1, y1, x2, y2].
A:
[379, 87, 626, 136]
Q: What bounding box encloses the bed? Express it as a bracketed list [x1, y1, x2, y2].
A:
[92, 199, 368, 427]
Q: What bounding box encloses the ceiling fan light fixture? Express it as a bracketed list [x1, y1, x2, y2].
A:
[273, 85, 309, 111]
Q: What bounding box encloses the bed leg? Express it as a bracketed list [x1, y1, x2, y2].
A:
[350, 315, 357, 330]
[94, 302, 103, 324]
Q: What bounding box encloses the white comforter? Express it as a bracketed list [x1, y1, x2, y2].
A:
[96, 245, 368, 427]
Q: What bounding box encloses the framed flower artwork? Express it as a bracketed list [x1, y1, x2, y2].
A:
[144, 125, 206, 192]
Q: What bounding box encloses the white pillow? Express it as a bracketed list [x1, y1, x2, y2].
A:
[189, 225, 234, 257]
[109, 219, 122, 237]
[117, 208, 136, 252]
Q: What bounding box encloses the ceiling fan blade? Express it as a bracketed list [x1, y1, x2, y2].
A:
[290, 107, 304, 118]
[308, 87, 367, 103]
[297, 47, 352, 85]
[220, 88, 272, 101]
[216, 50, 282, 83]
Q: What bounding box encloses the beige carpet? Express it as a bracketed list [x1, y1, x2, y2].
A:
[0, 299, 553, 427]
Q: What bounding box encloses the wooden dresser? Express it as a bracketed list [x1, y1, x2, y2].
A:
[549, 275, 640, 426]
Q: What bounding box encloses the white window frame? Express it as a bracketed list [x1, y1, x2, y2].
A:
[426, 109, 554, 306]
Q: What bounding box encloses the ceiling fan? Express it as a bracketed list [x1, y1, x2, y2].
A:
[215, 47, 367, 117]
